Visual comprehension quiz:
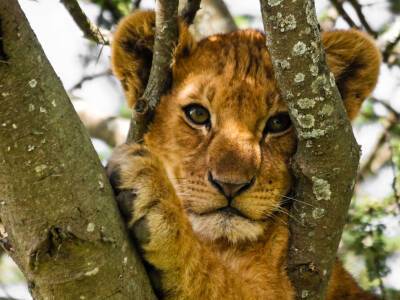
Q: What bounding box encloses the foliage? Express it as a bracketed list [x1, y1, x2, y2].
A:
[90, 0, 131, 15]
[341, 194, 400, 299]
[342, 198, 394, 281]
[341, 100, 400, 298]
[388, 0, 400, 14]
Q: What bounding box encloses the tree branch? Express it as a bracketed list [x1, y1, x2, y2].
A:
[259, 1, 361, 299]
[61, 0, 110, 45]
[126, 0, 180, 143]
[329, 0, 359, 29]
[347, 0, 377, 37]
[186, 0, 237, 40]
[0, 2, 155, 299]
[359, 99, 399, 179]
[68, 69, 112, 92]
[358, 131, 388, 180]
[180, 0, 202, 25]
[383, 33, 400, 63]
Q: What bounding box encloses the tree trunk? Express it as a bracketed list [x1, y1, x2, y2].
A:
[259, 1, 360, 299]
[0, 2, 155, 299]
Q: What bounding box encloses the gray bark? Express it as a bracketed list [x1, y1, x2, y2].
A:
[259, 1, 360, 299]
[0, 1, 155, 299]
[127, 0, 179, 143]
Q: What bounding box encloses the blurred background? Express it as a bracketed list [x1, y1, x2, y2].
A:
[0, 0, 399, 299]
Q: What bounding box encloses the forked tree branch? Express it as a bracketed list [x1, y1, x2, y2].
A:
[347, 0, 377, 37]
[126, 0, 180, 143]
[61, 0, 110, 45]
[329, 0, 377, 37]
[329, 0, 358, 29]
[259, 1, 360, 299]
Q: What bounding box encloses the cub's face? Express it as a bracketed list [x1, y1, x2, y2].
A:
[112, 11, 380, 245]
[146, 31, 296, 244]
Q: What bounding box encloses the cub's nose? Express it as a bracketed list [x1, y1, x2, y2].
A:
[208, 172, 255, 199]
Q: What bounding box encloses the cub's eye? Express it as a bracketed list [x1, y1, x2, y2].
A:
[264, 113, 292, 135]
[183, 104, 210, 126]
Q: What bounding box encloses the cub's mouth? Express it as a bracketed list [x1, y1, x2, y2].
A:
[187, 202, 267, 243]
[216, 206, 248, 218]
[189, 204, 255, 222]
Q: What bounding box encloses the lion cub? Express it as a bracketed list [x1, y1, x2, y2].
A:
[107, 11, 380, 299]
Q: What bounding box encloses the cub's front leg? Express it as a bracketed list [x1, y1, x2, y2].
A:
[106, 144, 238, 299]
[107, 144, 186, 253]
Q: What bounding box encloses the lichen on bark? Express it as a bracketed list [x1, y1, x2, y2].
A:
[0, 2, 155, 299]
[259, 0, 361, 299]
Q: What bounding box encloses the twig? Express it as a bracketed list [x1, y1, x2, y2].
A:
[383, 32, 400, 63]
[61, 0, 110, 45]
[68, 69, 111, 92]
[371, 97, 400, 119]
[358, 131, 386, 179]
[181, 0, 202, 25]
[359, 98, 400, 179]
[329, 0, 359, 29]
[126, 0, 180, 142]
[347, 0, 378, 37]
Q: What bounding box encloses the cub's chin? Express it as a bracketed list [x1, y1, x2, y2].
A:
[187, 210, 265, 244]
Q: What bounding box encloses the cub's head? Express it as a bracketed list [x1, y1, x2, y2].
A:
[112, 11, 380, 244]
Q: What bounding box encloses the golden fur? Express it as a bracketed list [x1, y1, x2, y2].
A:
[108, 11, 381, 299]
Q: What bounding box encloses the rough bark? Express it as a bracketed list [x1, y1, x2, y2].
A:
[127, 0, 179, 143]
[0, 2, 155, 299]
[259, 1, 360, 299]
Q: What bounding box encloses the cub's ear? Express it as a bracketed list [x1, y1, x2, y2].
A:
[322, 30, 381, 120]
[111, 11, 195, 108]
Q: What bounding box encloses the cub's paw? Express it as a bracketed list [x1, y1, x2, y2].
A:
[106, 144, 175, 244]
